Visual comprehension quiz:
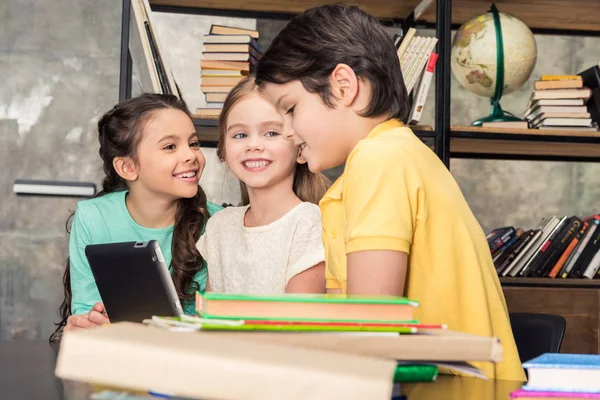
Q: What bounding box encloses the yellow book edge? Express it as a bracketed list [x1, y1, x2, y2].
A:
[540, 75, 581, 81]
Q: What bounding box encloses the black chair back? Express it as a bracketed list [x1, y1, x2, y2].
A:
[509, 312, 566, 364]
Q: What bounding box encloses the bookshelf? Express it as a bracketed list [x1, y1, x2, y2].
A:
[119, 0, 600, 352]
[120, 0, 452, 155]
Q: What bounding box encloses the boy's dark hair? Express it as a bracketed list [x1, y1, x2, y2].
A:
[49, 93, 210, 342]
[255, 3, 410, 122]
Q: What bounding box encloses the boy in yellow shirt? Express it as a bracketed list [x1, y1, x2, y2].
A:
[255, 4, 525, 381]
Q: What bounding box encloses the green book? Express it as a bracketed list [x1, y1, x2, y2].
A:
[198, 292, 419, 305]
[196, 292, 420, 324]
[393, 364, 438, 382]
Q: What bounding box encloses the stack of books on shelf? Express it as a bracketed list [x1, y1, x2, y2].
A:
[195, 25, 262, 120]
[488, 213, 600, 279]
[523, 63, 600, 132]
[511, 353, 600, 400]
[55, 293, 503, 399]
[395, 28, 439, 125]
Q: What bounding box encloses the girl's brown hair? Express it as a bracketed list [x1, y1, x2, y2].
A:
[217, 77, 330, 206]
[50, 93, 210, 342]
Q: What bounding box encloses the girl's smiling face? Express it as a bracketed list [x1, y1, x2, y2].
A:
[134, 108, 205, 200]
[223, 92, 301, 192]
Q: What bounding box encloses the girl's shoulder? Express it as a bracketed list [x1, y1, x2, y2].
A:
[207, 201, 224, 216]
[272, 202, 322, 230]
[75, 190, 127, 216]
[206, 204, 247, 226]
[290, 202, 322, 221]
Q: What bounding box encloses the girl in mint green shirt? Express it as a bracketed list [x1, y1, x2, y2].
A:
[50, 93, 221, 341]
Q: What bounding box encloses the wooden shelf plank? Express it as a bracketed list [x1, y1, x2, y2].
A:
[453, 125, 600, 139]
[450, 126, 600, 160]
[451, 138, 600, 159]
[500, 277, 600, 288]
[149, 0, 424, 20]
[151, 0, 600, 33]
[420, 0, 600, 33]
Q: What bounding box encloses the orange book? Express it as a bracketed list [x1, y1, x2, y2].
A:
[548, 221, 588, 278]
[200, 59, 250, 71]
[535, 78, 583, 90]
[201, 76, 245, 86]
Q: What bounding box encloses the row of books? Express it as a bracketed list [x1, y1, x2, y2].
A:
[511, 353, 600, 399]
[54, 293, 503, 398]
[395, 28, 439, 125]
[488, 213, 600, 279]
[195, 24, 263, 119]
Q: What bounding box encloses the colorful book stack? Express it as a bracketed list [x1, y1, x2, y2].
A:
[523, 74, 596, 131]
[191, 292, 439, 383]
[511, 353, 600, 399]
[489, 213, 600, 279]
[54, 293, 504, 399]
[395, 27, 439, 125]
[195, 24, 263, 119]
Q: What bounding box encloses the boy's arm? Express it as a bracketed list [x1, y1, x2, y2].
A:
[343, 141, 416, 296]
[347, 251, 407, 295]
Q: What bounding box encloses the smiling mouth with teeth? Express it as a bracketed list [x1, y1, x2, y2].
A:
[174, 171, 197, 179]
[243, 160, 271, 169]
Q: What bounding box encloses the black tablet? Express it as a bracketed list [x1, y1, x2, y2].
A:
[85, 240, 183, 323]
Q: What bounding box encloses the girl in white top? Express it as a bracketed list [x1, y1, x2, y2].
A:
[196, 77, 330, 294]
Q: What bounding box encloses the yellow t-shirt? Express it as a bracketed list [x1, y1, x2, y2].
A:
[319, 119, 525, 381]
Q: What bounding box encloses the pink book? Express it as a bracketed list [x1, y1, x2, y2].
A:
[511, 389, 600, 398]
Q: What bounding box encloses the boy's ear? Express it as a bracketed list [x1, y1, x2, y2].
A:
[330, 63, 359, 106]
[113, 156, 139, 182]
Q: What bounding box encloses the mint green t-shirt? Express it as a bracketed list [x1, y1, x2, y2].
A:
[69, 190, 222, 316]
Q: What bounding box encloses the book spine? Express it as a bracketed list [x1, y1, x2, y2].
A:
[408, 53, 438, 124]
[490, 228, 516, 254]
[549, 221, 588, 278]
[562, 220, 599, 278]
[497, 230, 535, 276]
[396, 27, 416, 61]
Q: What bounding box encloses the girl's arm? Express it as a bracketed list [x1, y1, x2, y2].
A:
[205, 276, 212, 292]
[69, 206, 104, 315]
[285, 262, 325, 293]
[66, 206, 110, 330]
[285, 208, 327, 293]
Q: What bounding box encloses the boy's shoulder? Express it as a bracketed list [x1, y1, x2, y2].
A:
[350, 121, 435, 168]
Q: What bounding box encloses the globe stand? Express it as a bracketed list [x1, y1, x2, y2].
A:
[472, 102, 522, 126]
[471, 3, 525, 127]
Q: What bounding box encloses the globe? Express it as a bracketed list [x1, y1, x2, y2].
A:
[450, 5, 537, 125]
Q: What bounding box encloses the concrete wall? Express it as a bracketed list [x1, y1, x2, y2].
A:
[0, 1, 598, 338]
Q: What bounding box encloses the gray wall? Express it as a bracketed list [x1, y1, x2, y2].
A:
[0, 0, 121, 339]
[0, 0, 598, 338]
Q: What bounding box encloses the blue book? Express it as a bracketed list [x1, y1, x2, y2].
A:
[522, 354, 600, 393]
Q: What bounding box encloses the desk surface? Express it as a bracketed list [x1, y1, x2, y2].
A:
[0, 339, 523, 399]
